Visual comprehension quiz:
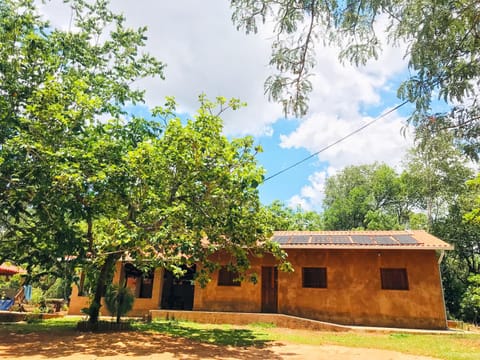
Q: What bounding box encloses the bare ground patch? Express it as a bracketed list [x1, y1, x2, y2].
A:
[0, 329, 440, 360]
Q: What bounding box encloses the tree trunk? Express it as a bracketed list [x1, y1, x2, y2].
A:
[116, 289, 124, 324]
[88, 253, 119, 324]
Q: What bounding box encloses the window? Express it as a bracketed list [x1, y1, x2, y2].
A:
[217, 267, 241, 286]
[123, 263, 154, 298]
[380, 268, 409, 290]
[302, 267, 327, 288]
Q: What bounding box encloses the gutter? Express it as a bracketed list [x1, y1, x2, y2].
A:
[437, 250, 445, 264]
[437, 250, 448, 329]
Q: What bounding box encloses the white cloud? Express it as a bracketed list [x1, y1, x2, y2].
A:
[38, 1, 409, 137]
[280, 111, 412, 169]
[38, 0, 283, 136]
[288, 167, 337, 210]
[284, 111, 413, 210]
[280, 21, 413, 210]
[108, 0, 284, 136]
[38, 1, 415, 209]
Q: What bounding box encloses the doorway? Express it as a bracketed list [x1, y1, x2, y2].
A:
[160, 265, 195, 310]
[261, 266, 278, 313]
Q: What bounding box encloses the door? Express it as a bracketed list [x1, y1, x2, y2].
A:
[261, 266, 278, 313]
[160, 265, 195, 310]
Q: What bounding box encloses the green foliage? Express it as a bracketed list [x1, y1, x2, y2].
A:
[0, 273, 22, 290]
[460, 275, 480, 324]
[441, 256, 469, 319]
[0, 273, 22, 299]
[0, 0, 165, 304]
[403, 131, 473, 229]
[44, 278, 71, 300]
[263, 200, 323, 230]
[464, 174, 480, 225]
[230, 1, 480, 155]
[142, 96, 289, 285]
[322, 163, 410, 230]
[364, 210, 401, 231]
[405, 131, 478, 320]
[30, 288, 45, 306]
[432, 190, 480, 320]
[104, 284, 135, 323]
[0, 0, 287, 325]
[407, 213, 428, 231]
[0, 317, 79, 334]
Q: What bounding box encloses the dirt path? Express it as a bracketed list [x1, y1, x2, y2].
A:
[0, 330, 440, 360]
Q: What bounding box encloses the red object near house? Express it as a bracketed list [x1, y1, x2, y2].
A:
[0, 264, 25, 277]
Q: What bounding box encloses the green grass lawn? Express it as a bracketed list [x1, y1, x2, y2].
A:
[0, 317, 79, 334]
[135, 320, 480, 360]
[264, 327, 480, 360]
[1, 317, 479, 360]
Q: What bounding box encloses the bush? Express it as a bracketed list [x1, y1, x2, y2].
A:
[44, 278, 66, 299]
[104, 284, 135, 323]
[30, 287, 45, 305]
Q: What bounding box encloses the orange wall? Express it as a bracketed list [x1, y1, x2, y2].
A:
[193, 253, 277, 313]
[69, 249, 447, 329]
[68, 263, 164, 317]
[194, 249, 447, 329]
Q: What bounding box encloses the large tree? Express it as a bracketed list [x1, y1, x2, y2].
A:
[230, 0, 480, 154]
[0, 0, 163, 282]
[79, 97, 287, 324]
[322, 163, 410, 230]
[402, 131, 474, 230]
[0, 0, 287, 324]
[434, 190, 480, 318]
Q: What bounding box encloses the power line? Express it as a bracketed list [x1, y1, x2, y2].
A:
[263, 101, 409, 183]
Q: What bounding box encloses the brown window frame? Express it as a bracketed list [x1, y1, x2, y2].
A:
[302, 267, 327, 288]
[217, 267, 241, 286]
[380, 268, 409, 290]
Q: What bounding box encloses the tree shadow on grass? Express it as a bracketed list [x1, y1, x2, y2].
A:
[0, 322, 283, 359]
[135, 321, 271, 347]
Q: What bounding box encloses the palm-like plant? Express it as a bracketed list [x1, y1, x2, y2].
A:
[104, 283, 135, 323]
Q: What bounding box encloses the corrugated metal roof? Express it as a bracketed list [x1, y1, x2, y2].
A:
[272, 230, 453, 250]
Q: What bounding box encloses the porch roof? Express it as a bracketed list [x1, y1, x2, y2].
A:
[0, 263, 26, 276]
[272, 230, 453, 250]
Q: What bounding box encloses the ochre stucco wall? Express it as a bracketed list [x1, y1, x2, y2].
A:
[193, 249, 447, 329]
[193, 253, 278, 313]
[277, 249, 446, 329]
[69, 249, 447, 329]
[68, 263, 164, 317]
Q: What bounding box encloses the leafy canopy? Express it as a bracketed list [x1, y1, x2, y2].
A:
[230, 0, 480, 154]
[0, 0, 289, 323]
[0, 0, 164, 277]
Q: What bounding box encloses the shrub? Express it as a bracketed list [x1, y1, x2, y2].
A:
[104, 284, 135, 323]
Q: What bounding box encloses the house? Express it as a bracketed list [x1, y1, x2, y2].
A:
[68, 230, 452, 329]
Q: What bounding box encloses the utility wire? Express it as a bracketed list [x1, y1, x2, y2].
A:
[263, 100, 409, 183]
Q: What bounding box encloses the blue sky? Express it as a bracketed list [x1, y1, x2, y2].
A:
[256, 118, 314, 206]
[40, 0, 417, 211]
